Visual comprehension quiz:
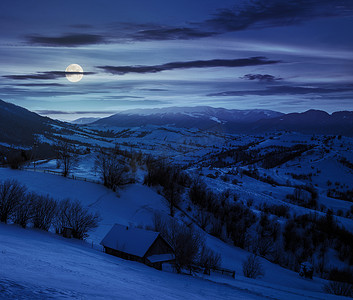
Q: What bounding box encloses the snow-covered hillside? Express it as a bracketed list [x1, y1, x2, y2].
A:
[0, 223, 260, 300]
[1, 103, 353, 299]
[0, 168, 349, 299]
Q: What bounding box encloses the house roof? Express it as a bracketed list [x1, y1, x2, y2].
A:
[100, 224, 160, 258]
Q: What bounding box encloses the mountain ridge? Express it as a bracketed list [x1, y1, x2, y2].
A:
[1, 100, 353, 145]
[0, 99, 57, 145]
[92, 106, 353, 136]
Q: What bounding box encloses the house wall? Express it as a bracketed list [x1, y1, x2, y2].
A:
[104, 247, 143, 263]
[145, 236, 174, 257]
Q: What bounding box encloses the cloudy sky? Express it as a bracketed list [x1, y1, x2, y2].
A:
[1, 0, 353, 120]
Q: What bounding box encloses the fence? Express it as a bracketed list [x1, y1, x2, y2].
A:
[23, 167, 101, 185]
[209, 266, 235, 278]
[190, 264, 235, 279]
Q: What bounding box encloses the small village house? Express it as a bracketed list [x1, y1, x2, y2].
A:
[100, 224, 175, 270]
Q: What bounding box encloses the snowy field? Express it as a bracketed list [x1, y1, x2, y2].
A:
[0, 168, 349, 299]
[1, 128, 353, 299]
[0, 223, 348, 300]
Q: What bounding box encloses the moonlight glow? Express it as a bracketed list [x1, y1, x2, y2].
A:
[65, 64, 83, 82]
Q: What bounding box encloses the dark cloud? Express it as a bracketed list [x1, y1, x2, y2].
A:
[26, 33, 105, 47]
[240, 74, 282, 82]
[112, 1, 353, 42]
[18, 1, 353, 46]
[36, 110, 70, 115]
[69, 24, 93, 29]
[206, 0, 353, 32]
[16, 83, 64, 87]
[98, 57, 281, 75]
[104, 96, 144, 99]
[139, 88, 169, 92]
[0, 86, 85, 97]
[208, 85, 353, 97]
[105, 22, 215, 41]
[0, 86, 107, 98]
[130, 26, 215, 41]
[4, 71, 95, 80]
[114, 99, 165, 105]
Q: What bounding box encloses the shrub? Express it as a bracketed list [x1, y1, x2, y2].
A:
[95, 149, 129, 191]
[7, 150, 27, 169]
[324, 281, 353, 297]
[0, 179, 27, 223]
[259, 203, 289, 218]
[55, 199, 100, 239]
[31, 195, 57, 231]
[242, 254, 264, 279]
[154, 215, 204, 271]
[199, 245, 221, 269]
[12, 192, 37, 228]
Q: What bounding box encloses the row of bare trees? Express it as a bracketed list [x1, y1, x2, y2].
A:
[0, 179, 99, 239]
[55, 142, 132, 191]
[144, 161, 190, 216]
[94, 148, 130, 191]
[154, 213, 221, 272]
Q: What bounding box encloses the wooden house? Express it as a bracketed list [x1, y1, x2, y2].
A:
[100, 224, 175, 270]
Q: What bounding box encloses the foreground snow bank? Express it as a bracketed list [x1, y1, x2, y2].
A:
[0, 224, 266, 299]
[0, 224, 347, 300]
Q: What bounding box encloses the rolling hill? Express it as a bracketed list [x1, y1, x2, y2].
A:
[0, 99, 57, 145]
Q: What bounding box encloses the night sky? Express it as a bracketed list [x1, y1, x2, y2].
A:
[1, 0, 353, 120]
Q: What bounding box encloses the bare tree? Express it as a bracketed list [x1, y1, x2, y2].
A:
[55, 140, 78, 177]
[13, 192, 37, 228]
[55, 199, 100, 239]
[64, 200, 100, 239]
[0, 179, 26, 223]
[196, 209, 210, 230]
[163, 173, 182, 217]
[154, 216, 203, 272]
[324, 269, 353, 297]
[324, 281, 353, 297]
[31, 195, 57, 231]
[199, 245, 222, 270]
[95, 148, 128, 191]
[242, 254, 264, 279]
[53, 198, 72, 233]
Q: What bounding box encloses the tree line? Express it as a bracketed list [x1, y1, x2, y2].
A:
[0, 179, 100, 239]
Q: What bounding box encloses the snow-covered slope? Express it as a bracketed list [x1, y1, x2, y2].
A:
[0, 168, 347, 299]
[0, 223, 260, 300]
[0, 222, 346, 300]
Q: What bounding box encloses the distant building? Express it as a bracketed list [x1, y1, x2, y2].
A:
[100, 224, 175, 270]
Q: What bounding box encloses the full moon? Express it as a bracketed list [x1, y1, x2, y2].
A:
[65, 64, 83, 82]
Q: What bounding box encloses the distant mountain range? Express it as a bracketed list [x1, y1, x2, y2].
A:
[93, 106, 283, 131]
[93, 106, 353, 136]
[1, 100, 353, 147]
[71, 117, 101, 125]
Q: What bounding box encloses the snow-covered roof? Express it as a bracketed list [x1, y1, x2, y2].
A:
[147, 254, 175, 263]
[100, 224, 160, 258]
